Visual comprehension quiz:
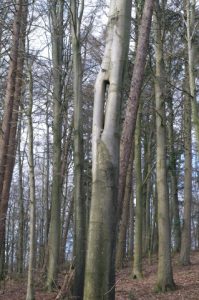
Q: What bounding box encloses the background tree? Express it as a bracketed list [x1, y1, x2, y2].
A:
[0, 0, 28, 279]
[154, 0, 175, 291]
[70, 0, 86, 297]
[46, 0, 64, 290]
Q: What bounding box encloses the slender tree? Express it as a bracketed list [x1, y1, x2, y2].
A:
[118, 0, 154, 222]
[180, 2, 193, 263]
[17, 112, 24, 274]
[26, 62, 36, 300]
[133, 107, 143, 279]
[154, 1, 175, 291]
[70, 0, 86, 297]
[46, 0, 64, 290]
[116, 144, 134, 269]
[0, 0, 28, 279]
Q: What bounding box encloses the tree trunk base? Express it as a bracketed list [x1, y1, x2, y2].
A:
[155, 280, 176, 293]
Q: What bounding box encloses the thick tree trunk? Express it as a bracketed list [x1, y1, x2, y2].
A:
[154, 1, 175, 291]
[83, 1, 132, 299]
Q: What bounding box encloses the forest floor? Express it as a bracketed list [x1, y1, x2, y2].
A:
[0, 251, 199, 299]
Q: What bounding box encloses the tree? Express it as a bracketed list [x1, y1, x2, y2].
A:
[0, 0, 28, 279]
[16, 113, 25, 274]
[185, 0, 198, 152]
[117, 0, 154, 222]
[70, 0, 86, 297]
[26, 60, 36, 300]
[83, 0, 132, 298]
[180, 1, 193, 264]
[154, 0, 175, 291]
[46, 0, 64, 290]
[116, 145, 134, 269]
[133, 107, 143, 279]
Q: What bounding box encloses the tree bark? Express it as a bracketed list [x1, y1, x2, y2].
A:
[71, 1, 86, 297]
[117, 0, 154, 221]
[185, 0, 198, 152]
[133, 108, 143, 279]
[154, 1, 175, 291]
[167, 97, 181, 253]
[26, 63, 36, 300]
[180, 33, 192, 265]
[17, 113, 24, 274]
[116, 144, 133, 270]
[83, 1, 132, 299]
[0, 0, 28, 279]
[46, 0, 64, 290]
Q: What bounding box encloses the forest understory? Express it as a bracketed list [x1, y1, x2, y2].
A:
[0, 251, 198, 300]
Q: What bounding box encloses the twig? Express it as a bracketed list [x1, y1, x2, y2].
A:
[103, 279, 121, 298]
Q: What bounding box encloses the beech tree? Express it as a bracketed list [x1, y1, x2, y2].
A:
[46, 0, 64, 290]
[154, 0, 175, 291]
[0, 0, 28, 279]
[117, 0, 154, 222]
[83, 0, 132, 298]
[70, 0, 86, 297]
[26, 60, 36, 300]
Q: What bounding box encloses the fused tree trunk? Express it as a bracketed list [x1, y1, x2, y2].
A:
[83, 1, 132, 299]
[71, 1, 86, 297]
[0, 0, 28, 279]
[154, 1, 175, 291]
[46, 0, 64, 290]
[117, 0, 154, 221]
[26, 64, 36, 300]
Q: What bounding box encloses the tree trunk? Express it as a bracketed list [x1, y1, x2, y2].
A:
[167, 97, 181, 253]
[71, 1, 86, 297]
[46, 0, 64, 290]
[26, 64, 36, 300]
[0, 0, 28, 279]
[117, 0, 154, 221]
[116, 145, 133, 269]
[180, 40, 192, 266]
[17, 113, 24, 274]
[133, 108, 143, 279]
[83, 1, 132, 299]
[185, 0, 198, 152]
[154, 1, 175, 291]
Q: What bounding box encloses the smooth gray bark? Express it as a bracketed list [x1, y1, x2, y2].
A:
[154, 1, 175, 291]
[84, 1, 132, 299]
